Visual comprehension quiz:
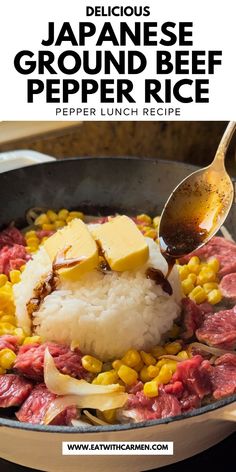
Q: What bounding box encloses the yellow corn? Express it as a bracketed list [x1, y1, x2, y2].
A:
[189, 285, 207, 304]
[143, 381, 159, 398]
[203, 282, 219, 294]
[136, 214, 152, 225]
[58, 209, 69, 220]
[20, 265, 26, 272]
[112, 360, 123, 371]
[207, 257, 220, 272]
[70, 340, 80, 351]
[165, 342, 182, 355]
[144, 229, 157, 239]
[0, 315, 16, 325]
[0, 322, 15, 335]
[153, 216, 160, 228]
[197, 268, 216, 285]
[156, 358, 168, 368]
[82, 355, 103, 374]
[140, 351, 156, 366]
[118, 365, 138, 385]
[23, 336, 42, 345]
[178, 265, 190, 281]
[121, 349, 141, 368]
[207, 289, 222, 305]
[9, 270, 21, 284]
[150, 345, 166, 358]
[147, 365, 160, 378]
[92, 370, 119, 385]
[35, 213, 49, 226]
[182, 279, 195, 295]
[26, 236, 39, 245]
[177, 350, 189, 360]
[54, 220, 65, 229]
[140, 366, 152, 383]
[187, 256, 201, 274]
[42, 223, 55, 231]
[25, 230, 37, 238]
[0, 274, 8, 288]
[167, 323, 180, 340]
[46, 210, 58, 223]
[68, 211, 84, 221]
[156, 365, 173, 384]
[133, 359, 144, 372]
[187, 273, 197, 285]
[0, 348, 16, 370]
[102, 409, 117, 424]
[14, 327, 26, 344]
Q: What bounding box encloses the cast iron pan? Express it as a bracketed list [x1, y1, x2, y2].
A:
[0, 157, 235, 433]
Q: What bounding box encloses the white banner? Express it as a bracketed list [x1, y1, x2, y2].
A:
[62, 441, 174, 455]
[0, 0, 235, 120]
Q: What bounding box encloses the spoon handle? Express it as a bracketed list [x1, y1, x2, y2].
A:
[214, 121, 236, 160]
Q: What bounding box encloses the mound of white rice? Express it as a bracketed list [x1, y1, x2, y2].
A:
[14, 238, 182, 361]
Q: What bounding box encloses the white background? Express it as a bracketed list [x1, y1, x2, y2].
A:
[0, 0, 235, 121]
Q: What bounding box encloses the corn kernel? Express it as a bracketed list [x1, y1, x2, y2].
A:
[187, 273, 197, 285]
[153, 216, 160, 228]
[187, 257, 201, 274]
[136, 214, 152, 225]
[26, 236, 39, 245]
[69, 211, 84, 220]
[20, 265, 26, 272]
[9, 270, 21, 284]
[0, 322, 15, 335]
[147, 365, 160, 378]
[35, 213, 49, 226]
[54, 220, 65, 229]
[42, 223, 55, 231]
[102, 409, 117, 424]
[207, 289, 222, 305]
[25, 230, 36, 238]
[140, 366, 152, 382]
[140, 351, 156, 366]
[133, 359, 144, 372]
[178, 265, 190, 281]
[156, 365, 173, 384]
[0, 315, 16, 325]
[23, 336, 42, 345]
[82, 355, 103, 374]
[0, 274, 8, 288]
[47, 210, 58, 223]
[167, 323, 180, 340]
[121, 349, 141, 368]
[14, 327, 26, 344]
[197, 268, 216, 285]
[177, 350, 189, 360]
[58, 209, 69, 220]
[70, 340, 80, 351]
[156, 358, 168, 368]
[144, 229, 157, 239]
[92, 370, 119, 385]
[207, 257, 220, 272]
[143, 381, 159, 398]
[165, 360, 177, 373]
[165, 342, 182, 355]
[182, 279, 195, 295]
[203, 282, 219, 294]
[150, 346, 166, 358]
[0, 348, 17, 370]
[118, 365, 138, 385]
[189, 285, 207, 304]
[112, 360, 123, 371]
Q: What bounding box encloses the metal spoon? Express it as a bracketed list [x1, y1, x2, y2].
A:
[159, 121, 236, 260]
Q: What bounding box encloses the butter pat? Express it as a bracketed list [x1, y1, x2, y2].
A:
[92, 215, 149, 271]
[44, 218, 98, 279]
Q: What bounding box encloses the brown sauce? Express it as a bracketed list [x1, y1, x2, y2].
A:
[146, 267, 173, 295]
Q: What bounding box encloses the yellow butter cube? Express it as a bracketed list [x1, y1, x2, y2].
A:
[44, 218, 99, 280]
[92, 215, 149, 271]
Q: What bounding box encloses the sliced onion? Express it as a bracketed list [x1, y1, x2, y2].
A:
[44, 392, 128, 425]
[71, 418, 93, 428]
[189, 342, 236, 358]
[158, 355, 182, 362]
[44, 349, 124, 396]
[26, 207, 47, 225]
[83, 410, 109, 426]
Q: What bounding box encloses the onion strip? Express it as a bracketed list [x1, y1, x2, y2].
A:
[83, 410, 109, 426]
[189, 342, 236, 358]
[158, 355, 182, 362]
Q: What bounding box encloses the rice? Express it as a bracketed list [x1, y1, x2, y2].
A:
[14, 238, 182, 361]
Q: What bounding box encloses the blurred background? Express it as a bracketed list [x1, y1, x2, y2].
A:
[0, 121, 235, 175]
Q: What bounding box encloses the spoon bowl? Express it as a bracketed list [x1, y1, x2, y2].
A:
[159, 121, 236, 259]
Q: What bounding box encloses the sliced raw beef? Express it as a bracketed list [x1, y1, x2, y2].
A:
[181, 298, 206, 339]
[179, 236, 236, 278]
[14, 342, 88, 381]
[196, 306, 236, 349]
[0, 227, 25, 249]
[171, 355, 212, 399]
[0, 244, 30, 276]
[0, 335, 19, 353]
[219, 273, 236, 300]
[16, 383, 78, 425]
[0, 374, 33, 408]
[207, 353, 236, 399]
[118, 390, 181, 423]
